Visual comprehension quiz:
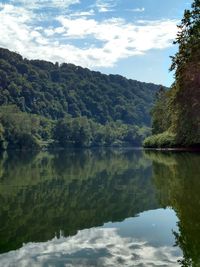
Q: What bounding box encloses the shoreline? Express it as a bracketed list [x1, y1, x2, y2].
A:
[144, 147, 200, 152]
[1, 146, 200, 153]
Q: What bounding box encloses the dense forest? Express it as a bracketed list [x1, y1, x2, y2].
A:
[144, 0, 200, 148]
[0, 48, 160, 149]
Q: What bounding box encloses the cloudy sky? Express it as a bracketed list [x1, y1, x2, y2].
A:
[0, 0, 192, 85]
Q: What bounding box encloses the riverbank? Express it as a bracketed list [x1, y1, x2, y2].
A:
[143, 131, 200, 151]
[144, 147, 200, 152]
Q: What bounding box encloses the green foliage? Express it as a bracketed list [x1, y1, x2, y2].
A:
[53, 116, 148, 147]
[53, 116, 92, 147]
[0, 105, 53, 150]
[0, 104, 150, 150]
[169, 0, 200, 146]
[144, 0, 200, 148]
[0, 47, 159, 125]
[143, 131, 176, 148]
[151, 87, 171, 135]
[0, 123, 5, 150]
[170, 0, 200, 75]
[0, 47, 161, 149]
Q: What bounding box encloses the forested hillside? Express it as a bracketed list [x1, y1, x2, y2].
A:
[144, 0, 200, 148]
[0, 48, 158, 124]
[0, 48, 160, 149]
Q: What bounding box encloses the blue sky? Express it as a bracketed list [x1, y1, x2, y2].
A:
[0, 0, 193, 85]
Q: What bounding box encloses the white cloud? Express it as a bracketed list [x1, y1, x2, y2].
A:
[0, 228, 182, 266]
[95, 0, 116, 12]
[69, 9, 95, 17]
[128, 7, 145, 13]
[7, 0, 80, 9]
[0, 3, 178, 68]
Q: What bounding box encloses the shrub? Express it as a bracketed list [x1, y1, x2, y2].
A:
[143, 131, 176, 148]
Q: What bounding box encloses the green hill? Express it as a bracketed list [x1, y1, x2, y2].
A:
[0, 47, 159, 124]
[0, 47, 160, 149]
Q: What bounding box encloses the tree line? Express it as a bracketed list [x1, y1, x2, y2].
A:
[0, 105, 150, 150]
[0, 47, 160, 149]
[0, 47, 159, 125]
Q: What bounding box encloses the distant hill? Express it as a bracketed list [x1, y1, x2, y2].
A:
[0, 47, 160, 126]
[0, 47, 161, 149]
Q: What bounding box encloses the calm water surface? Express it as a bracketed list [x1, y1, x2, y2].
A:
[0, 149, 199, 266]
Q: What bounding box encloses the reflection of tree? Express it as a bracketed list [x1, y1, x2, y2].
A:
[0, 149, 158, 253]
[146, 151, 200, 267]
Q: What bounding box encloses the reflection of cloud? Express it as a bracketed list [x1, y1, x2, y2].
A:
[0, 228, 182, 266]
[0, 3, 178, 68]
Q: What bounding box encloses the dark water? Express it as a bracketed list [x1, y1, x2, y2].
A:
[0, 149, 199, 266]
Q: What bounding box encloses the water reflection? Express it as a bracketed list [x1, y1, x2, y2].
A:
[0, 149, 158, 254]
[146, 151, 200, 267]
[0, 149, 200, 266]
[0, 210, 180, 267]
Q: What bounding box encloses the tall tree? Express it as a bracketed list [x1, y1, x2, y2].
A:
[170, 0, 200, 145]
[144, 0, 200, 147]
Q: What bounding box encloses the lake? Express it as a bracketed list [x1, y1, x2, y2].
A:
[0, 148, 199, 266]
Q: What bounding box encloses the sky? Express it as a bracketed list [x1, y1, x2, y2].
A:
[0, 0, 193, 86]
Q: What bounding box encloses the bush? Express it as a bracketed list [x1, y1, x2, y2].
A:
[143, 131, 176, 148]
